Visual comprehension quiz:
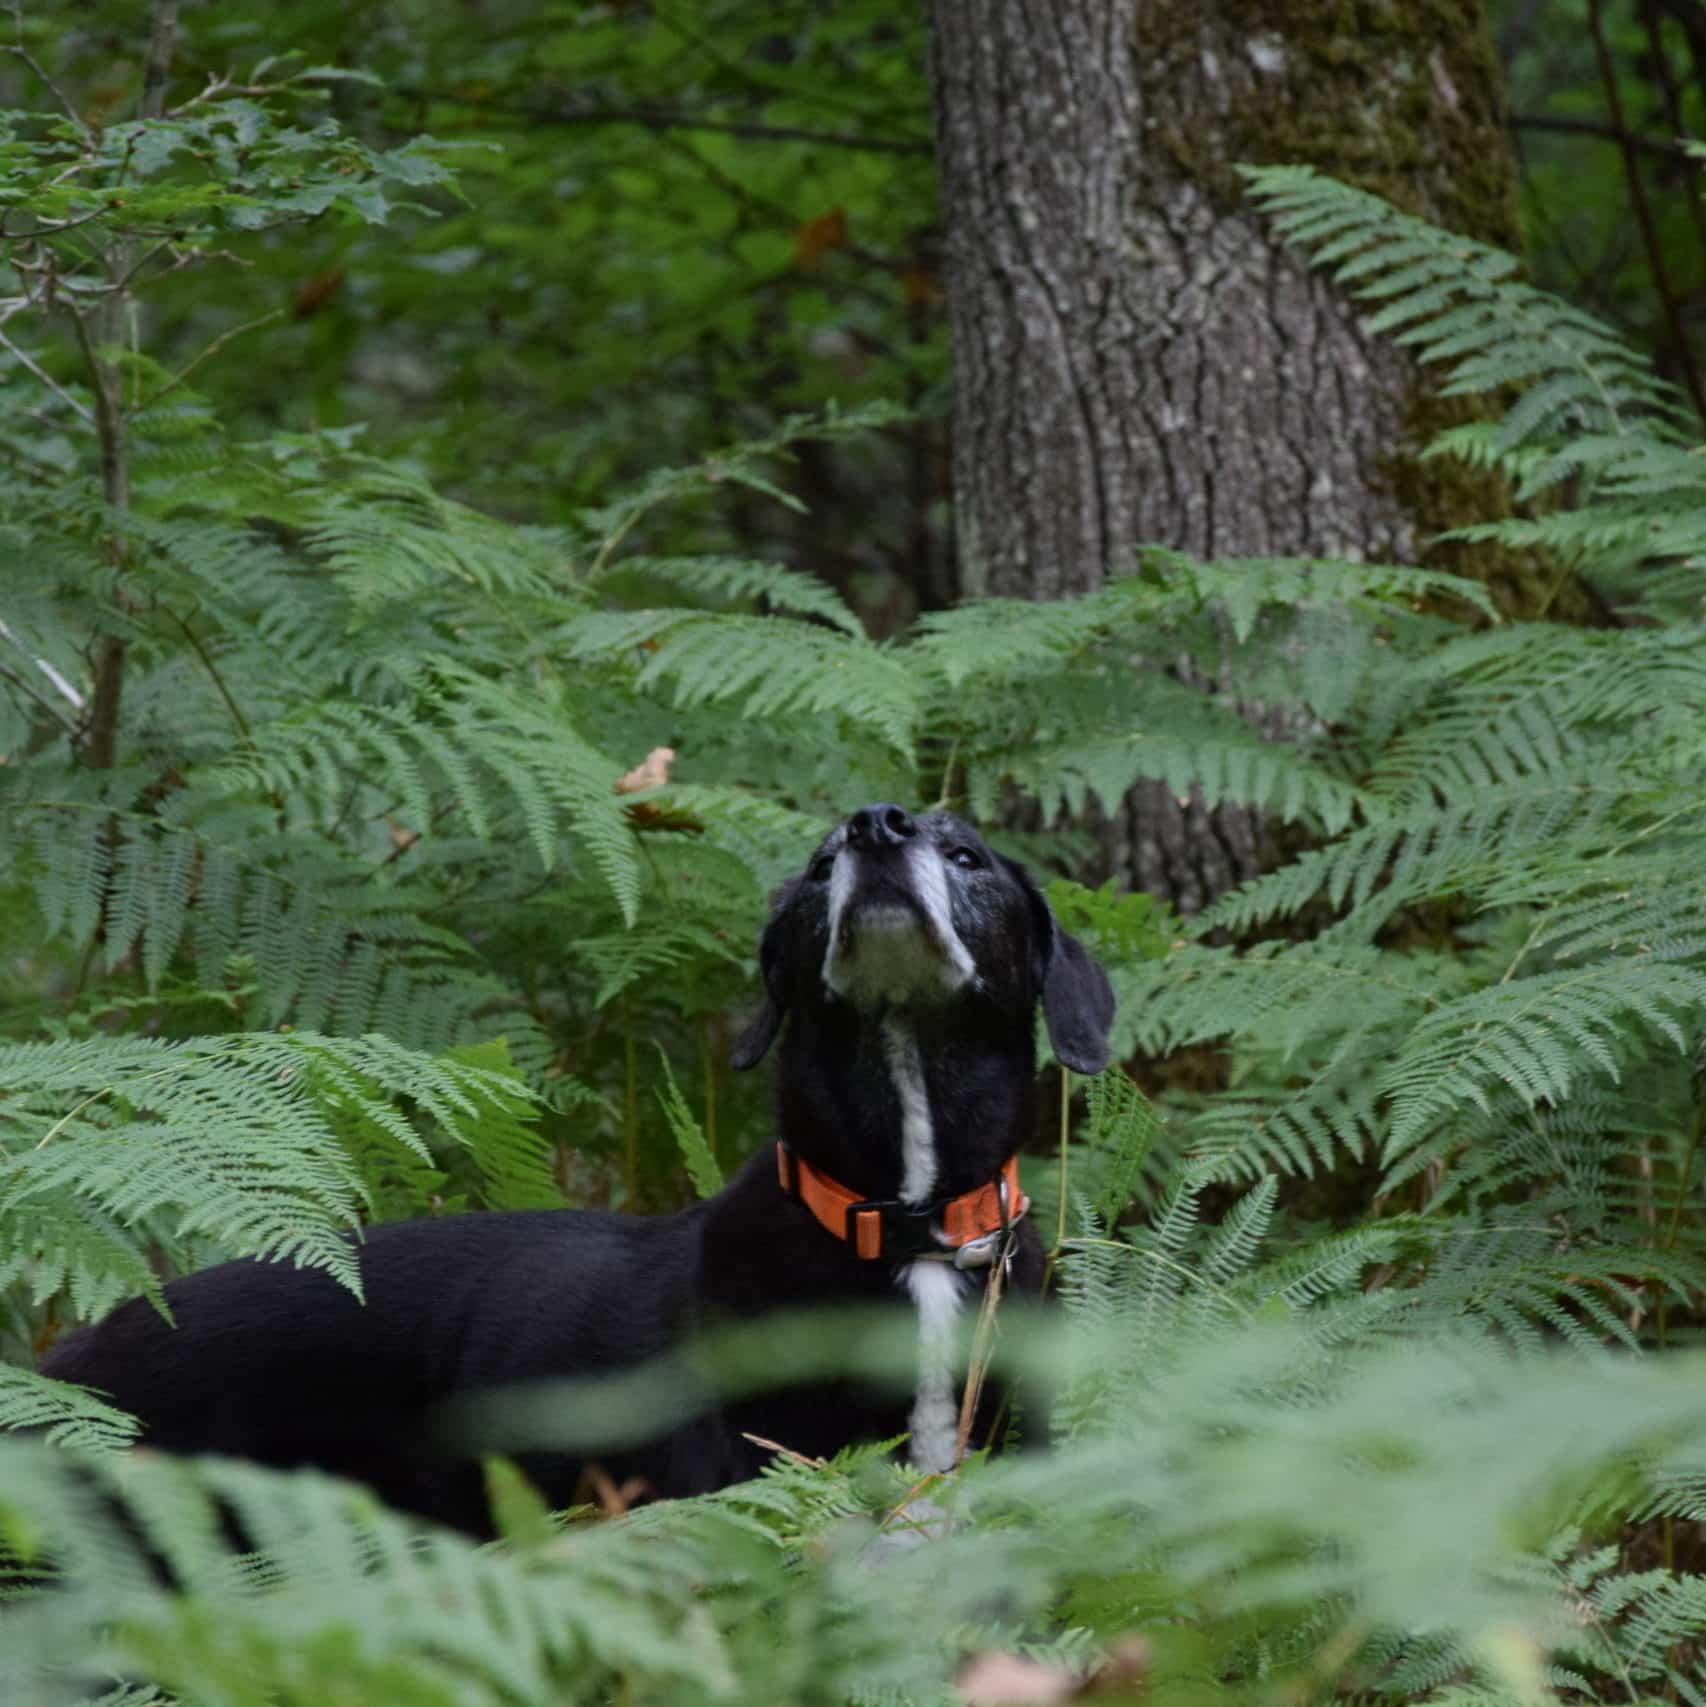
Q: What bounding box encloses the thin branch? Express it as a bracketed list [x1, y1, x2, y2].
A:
[168, 73, 310, 119]
[1639, 0, 1706, 305]
[146, 308, 282, 406]
[1508, 110, 1704, 167]
[110, 236, 175, 295]
[650, 1, 907, 131]
[64, 302, 126, 508]
[0, 203, 115, 240]
[4, 1, 81, 124]
[63, 0, 157, 778]
[0, 324, 93, 423]
[0, 656, 79, 736]
[163, 605, 250, 742]
[1586, 0, 1706, 425]
[374, 798, 461, 870]
[395, 88, 932, 155]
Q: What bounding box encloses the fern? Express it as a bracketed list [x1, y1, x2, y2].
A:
[564, 608, 922, 756]
[1381, 961, 1706, 1158]
[1243, 164, 1706, 619]
[596, 553, 866, 635]
[0, 1031, 545, 1317]
[1242, 165, 1691, 480]
[0, 1364, 140, 1453]
[654, 1048, 724, 1200]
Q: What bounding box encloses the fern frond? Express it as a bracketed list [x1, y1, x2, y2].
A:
[300, 459, 571, 610]
[1081, 1070, 1160, 1224]
[635, 783, 827, 885]
[0, 1364, 140, 1452]
[0, 1032, 544, 1318]
[1381, 962, 1706, 1160]
[981, 713, 1363, 833]
[1244, 165, 1691, 494]
[599, 554, 865, 635]
[656, 1048, 723, 1200]
[1199, 774, 1630, 938]
[565, 609, 921, 756]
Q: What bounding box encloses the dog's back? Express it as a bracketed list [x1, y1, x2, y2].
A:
[44, 1207, 711, 1524]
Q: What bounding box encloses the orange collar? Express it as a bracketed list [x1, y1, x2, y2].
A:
[775, 1142, 1028, 1263]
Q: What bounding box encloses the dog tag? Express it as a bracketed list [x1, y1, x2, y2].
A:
[952, 1230, 1003, 1270]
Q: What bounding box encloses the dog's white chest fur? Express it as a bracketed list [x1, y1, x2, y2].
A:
[902, 1258, 969, 1473]
[880, 1013, 970, 1473]
[882, 1017, 937, 1204]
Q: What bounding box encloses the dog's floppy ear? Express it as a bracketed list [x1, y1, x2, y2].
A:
[1042, 927, 1117, 1075]
[1002, 857, 1117, 1076]
[730, 878, 802, 1070]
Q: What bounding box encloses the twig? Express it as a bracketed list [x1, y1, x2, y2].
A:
[0, 656, 79, 736]
[1637, 0, 1706, 306]
[953, 1242, 1011, 1463]
[589, 503, 646, 577]
[163, 605, 250, 741]
[1586, 0, 1706, 426]
[877, 1466, 949, 1530]
[0, 325, 93, 424]
[109, 236, 176, 296]
[394, 88, 932, 155]
[738, 1432, 826, 1469]
[651, 1, 905, 131]
[4, 1, 81, 124]
[147, 308, 282, 406]
[64, 302, 125, 509]
[3, 204, 115, 239]
[373, 797, 460, 869]
[65, 297, 130, 769]
[1508, 112, 1703, 167]
[0, 617, 85, 710]
[1053, 1065, 1072, 1258]
[63, 0, 180, 772]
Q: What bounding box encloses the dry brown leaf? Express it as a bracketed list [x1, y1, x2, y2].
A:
[294, 266, 347, 320]
[795, 206, 849, 265]
[614, 746, 675, 795]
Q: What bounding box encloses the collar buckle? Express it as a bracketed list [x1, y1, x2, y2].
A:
[842, 1196, 946, 1262]
[778, 1142, 1028, 1264]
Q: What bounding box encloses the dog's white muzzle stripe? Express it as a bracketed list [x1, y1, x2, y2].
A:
[821, 840, 976, 1007]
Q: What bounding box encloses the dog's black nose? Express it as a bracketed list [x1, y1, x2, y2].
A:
[847, 803, 916, 850]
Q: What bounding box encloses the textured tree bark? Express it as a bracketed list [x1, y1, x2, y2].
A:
[925, 0, 1550, 912]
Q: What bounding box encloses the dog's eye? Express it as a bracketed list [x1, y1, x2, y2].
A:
[809, 855, 836, 882]
[946, 846, 983, 870]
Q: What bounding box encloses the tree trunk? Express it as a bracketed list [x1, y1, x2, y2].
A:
[925, 0, 1569, 912]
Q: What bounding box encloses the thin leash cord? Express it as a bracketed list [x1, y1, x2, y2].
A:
[967, 1065, 1073, 1455]
[952, 1244, 1009, 1463]
[952, 1177, 1016, 1463]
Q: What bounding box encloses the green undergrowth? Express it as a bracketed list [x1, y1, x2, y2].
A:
[2, 68, 1706, 1703]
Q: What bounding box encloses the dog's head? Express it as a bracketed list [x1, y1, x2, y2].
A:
[731, 804, 1115, 1075]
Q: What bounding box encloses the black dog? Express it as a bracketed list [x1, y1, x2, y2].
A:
[41, 804, 1114, 1535]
